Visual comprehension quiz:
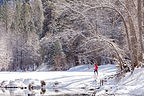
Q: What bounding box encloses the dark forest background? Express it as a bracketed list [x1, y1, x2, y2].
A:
[0, 0, 143, 72]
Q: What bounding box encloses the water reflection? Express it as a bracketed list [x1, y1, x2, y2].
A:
[40, 88, 46, 94]
[0, 87, 92, 96]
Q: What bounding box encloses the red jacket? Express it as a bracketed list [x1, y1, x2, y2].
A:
[95, 65, 98, 70]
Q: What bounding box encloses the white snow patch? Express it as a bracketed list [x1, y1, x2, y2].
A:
[97, 67, 144, 96]
[0, 64, 118, 95]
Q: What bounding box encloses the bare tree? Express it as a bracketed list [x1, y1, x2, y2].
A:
[46, 0, 143, 71]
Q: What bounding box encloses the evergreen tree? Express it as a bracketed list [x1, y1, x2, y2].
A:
[31, 0, 44, 38]
[1, 0, 9, 32]
[0, 6, 2, 21]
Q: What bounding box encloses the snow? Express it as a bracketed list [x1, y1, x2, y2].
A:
[97, 67, 144, 96]
[0, 64, 117, 95]
[0, 64, 144, 95]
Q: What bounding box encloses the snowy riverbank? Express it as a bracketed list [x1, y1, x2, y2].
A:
[0, 64, 144, 96]
[0, 64, 117, 95]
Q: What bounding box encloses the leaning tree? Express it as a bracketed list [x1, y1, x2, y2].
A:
[57, 0, 143, 71]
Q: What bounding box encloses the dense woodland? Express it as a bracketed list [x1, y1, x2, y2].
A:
[0, 0, 144, 71]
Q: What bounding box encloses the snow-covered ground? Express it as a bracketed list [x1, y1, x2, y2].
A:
[0, 64, 144, 96]
[101, 67, 144, 96]
[0, 64, 117, 95]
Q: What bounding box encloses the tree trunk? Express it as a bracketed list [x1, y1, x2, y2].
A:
[125, 0, 139, 70]
[137, 0, 143, 65]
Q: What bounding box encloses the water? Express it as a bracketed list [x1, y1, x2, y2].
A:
[0, 87, 94, 96]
